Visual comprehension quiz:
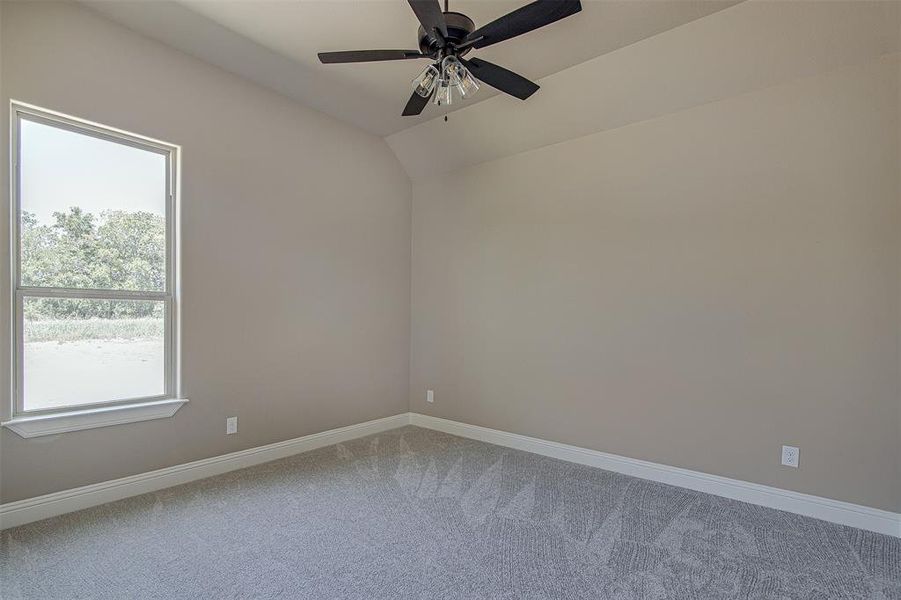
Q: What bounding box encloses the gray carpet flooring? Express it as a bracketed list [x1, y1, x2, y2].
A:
[1, 425, 899, 599]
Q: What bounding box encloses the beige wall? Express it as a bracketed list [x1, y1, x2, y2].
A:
[1, 0, 899, 516]
[410, 55, 901, 512]
[0, 1, 411, 503]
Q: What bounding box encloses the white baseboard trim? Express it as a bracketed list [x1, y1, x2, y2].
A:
[0, 413, 412, 530]
[410, 413, 901, 538]
[4, 411, 898, 537]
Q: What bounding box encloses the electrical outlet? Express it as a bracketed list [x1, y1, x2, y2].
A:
[781, 445, 799, 468]
[226, 416, 238, 435]
[426, 389, 434, 403]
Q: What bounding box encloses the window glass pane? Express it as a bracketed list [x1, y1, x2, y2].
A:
[19, 118, 167, 291]
[23, 297, 165, 411]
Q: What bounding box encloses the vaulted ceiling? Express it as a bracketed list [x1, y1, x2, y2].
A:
[84, 1, 898, 180]
[387, 0, 900, 179]
[84, 0, 741, 136]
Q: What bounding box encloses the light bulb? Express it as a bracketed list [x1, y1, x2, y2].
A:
[433, 78, 452, 106]
[411, 64, 439, 98]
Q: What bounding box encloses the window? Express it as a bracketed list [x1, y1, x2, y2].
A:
[5, 103, 185, 437]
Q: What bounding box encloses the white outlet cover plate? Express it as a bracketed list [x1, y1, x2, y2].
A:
[426, 390, 434, 403]
[226, 417, 238, 435]
[781, 445, 799, 468]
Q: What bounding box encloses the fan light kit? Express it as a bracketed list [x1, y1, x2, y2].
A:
[318, 0, 582, 116]
[413, 56, 479, 106]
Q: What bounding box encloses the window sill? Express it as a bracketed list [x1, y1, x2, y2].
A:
[1, 398, 188, 438]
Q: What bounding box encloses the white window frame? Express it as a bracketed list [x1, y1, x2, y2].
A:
[2, 102, 186, 438]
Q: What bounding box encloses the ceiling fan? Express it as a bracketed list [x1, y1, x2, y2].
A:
[317, 0, 582, 116]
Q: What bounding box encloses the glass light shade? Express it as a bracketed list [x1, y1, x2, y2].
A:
[411, 64, 440, 98]
[456, 68, 480, 98]
[442, 56, 479, 100]
[443, 56, 464, 86]
[433, 78, 452, 106]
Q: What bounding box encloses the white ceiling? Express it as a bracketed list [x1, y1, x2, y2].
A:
[387, 0, 901, 179]
[83, 0, 898, 180]
[85, 0, 741, 136]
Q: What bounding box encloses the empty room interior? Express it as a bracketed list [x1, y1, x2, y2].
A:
[0, 0, 900, 598]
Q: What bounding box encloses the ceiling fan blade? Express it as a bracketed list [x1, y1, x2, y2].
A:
[464, 0, 581, 49]
[402, 91, 430, 116]
[461, 58, 539, 100]
[318, 50, 427, 64]
[408, 0, 448, 39]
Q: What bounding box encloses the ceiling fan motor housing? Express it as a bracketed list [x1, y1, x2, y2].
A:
[418, 12, 475, 57]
